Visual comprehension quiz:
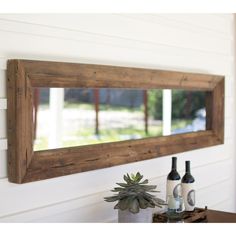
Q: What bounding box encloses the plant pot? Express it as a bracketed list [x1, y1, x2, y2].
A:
[118, 208, 153, 223]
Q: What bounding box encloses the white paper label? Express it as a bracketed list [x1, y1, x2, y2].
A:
[182, 183, 195, 211]
[166, 180, 181, 200]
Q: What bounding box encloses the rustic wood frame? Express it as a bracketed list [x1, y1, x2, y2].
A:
[7, 59, 225, 183]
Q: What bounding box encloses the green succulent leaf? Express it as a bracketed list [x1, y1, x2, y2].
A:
[139, 179, 149, 185]
[118, 197, 130, 210]
[136, 172, 143, 182]
[111, 187, 125, 192]
[131, 173, 135, 180]
[141, 185, 157, 190]
[123, 174, 129, 183]
[126, 173, 132, 181]
[116, 183, 129, 187]
[137, 195, 149, 209]
[104, 195, 120, 202]
[153, 197, 167, 206]
[129, 198, 140, 213]
[104, 172, 165, 213]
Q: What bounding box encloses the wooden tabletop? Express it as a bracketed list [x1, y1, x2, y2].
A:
[206, 209, 236, 223]
[153, 208, 236, 223]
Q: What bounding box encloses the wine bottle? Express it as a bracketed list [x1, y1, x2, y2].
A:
[166, 157, 181, 200]
[181, 161, 195, 211]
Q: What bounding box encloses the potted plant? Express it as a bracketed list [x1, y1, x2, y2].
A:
[104, 172, 165, 223]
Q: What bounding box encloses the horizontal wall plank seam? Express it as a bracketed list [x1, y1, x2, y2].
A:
[0, 28, 230, 58]
[196, 177, 230, 192]
[151, 14, 232, 34]
[154, 15, 232, 35]
[0, 189, 109, 219]
[116, 14, 233, 39]
[0, 21, 231, 57]
[0, 177, 230, 220]
[1, 14, 231, 38]
[0, 155, 232, 184]
[210, 198, 231, 208]
[0, 16, 232, 42]
[150, 157, 232, 180]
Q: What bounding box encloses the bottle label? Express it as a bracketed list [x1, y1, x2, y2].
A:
[166, 180, 181, 200]
[182, 183, 195, 211]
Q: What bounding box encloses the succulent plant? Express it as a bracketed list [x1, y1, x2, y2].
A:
[104, 172, 165, 214]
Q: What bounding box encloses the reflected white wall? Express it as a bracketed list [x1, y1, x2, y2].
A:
[162, 89, 172, 136]
[49, 88, 64, 149]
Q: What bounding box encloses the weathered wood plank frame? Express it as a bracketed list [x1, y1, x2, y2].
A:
[7, 60, 225, 183]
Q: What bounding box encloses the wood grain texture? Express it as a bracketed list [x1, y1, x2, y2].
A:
[22, 60, 222, 90]
[7, 60, 20, 182]
[204, 209, 236, 223]
[212, 79, 225, 142]
[7, 59, 225, 183]
[23, 131, 221, 183]
[7, 60, 34, 183]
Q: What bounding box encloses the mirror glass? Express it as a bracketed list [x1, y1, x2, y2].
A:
[33, 88, 206, 151]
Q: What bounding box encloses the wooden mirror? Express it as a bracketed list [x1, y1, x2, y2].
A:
[7, 60, 224, 183]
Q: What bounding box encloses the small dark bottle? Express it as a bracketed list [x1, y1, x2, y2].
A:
[181, 161, 195, 211]
[166, 157, 181, 200]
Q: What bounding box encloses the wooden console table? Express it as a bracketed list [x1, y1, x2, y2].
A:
[153, 208, 236, 223]
[206, 209, 236, 223]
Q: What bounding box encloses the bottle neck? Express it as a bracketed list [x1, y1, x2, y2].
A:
[185, 161, 191, 174]
[168, 157, 180, 180]
[182, 161, 195, 183]
[171, 157, 177, 170]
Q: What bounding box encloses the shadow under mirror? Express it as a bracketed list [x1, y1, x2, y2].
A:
[33, 88, 206, 151]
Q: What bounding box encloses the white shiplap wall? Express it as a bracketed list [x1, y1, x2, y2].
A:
[0, 14, 235, 222]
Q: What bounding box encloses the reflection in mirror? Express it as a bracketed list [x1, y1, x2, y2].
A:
[33, 88, 206, 151]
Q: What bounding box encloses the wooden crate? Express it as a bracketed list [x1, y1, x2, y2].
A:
[153, 207, 208, 223]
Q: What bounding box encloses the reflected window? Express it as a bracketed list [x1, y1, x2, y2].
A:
[33, 88, 206, 151]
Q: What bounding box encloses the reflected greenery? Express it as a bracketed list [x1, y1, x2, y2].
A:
[34, 88, 206, 151]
